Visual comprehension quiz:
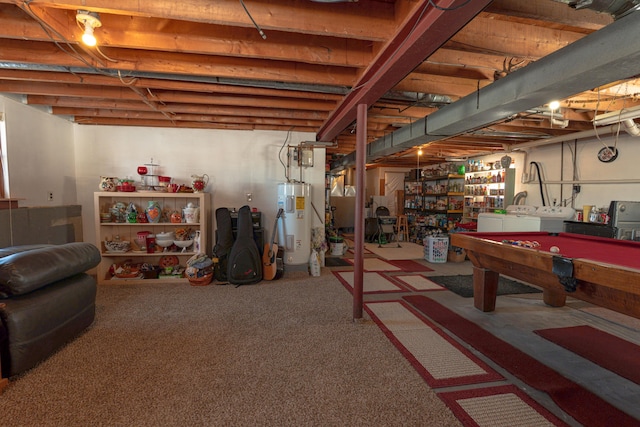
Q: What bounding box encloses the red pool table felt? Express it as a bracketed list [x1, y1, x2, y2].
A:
[467, 232, 640, 270]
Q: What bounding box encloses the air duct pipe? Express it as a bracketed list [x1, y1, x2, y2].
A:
[622, 119, 640, 136]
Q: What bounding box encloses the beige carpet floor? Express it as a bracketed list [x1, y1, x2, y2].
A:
[0, 270, 462, 427]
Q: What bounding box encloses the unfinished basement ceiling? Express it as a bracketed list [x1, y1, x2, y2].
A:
[0, 0, 639, 169]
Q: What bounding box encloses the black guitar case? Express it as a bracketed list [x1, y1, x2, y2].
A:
[213, 207, 234, 282]
[227, 205, 262, 286]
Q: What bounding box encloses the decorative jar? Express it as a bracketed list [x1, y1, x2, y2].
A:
[145, 201, 161, 223]
[99, 177, 118, 192]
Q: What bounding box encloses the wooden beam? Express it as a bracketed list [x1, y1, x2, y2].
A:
[0, 69, 345, 101]
[5, 0, 397, 40]
[51, 107, 324, 127]
[0, 39, 359, 86]
[0, 4, 374, 68]
[0, 80, 338, 111]
[318, 0, 492, 142]
[72, 116, 317, 132]
[27, 95, 329, 120]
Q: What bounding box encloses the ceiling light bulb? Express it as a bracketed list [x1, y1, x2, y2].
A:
[76, 10, 101, 46]
[417, 149, 423, 156]
[549, 100, 560, 110]
[82, 26, 96, 46]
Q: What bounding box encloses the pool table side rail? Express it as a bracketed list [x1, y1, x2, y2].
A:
[451, 233, 640, 320]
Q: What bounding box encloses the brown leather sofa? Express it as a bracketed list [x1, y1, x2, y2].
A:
[0, 243, 101, 378]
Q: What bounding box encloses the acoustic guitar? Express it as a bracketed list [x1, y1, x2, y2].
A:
[263, 208, 285, 280]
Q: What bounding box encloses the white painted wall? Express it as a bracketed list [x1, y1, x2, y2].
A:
[470, 134, 640, 212]
[73, 126, 323, 248]
[518, 134, 640, 213]
[0, 95, 76, 206]
[4, 92, 640, 244]
[0, 94, 325, 252]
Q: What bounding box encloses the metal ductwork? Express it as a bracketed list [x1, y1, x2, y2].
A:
[329, 11, 640, 171]
[555, 0, 640, 19]
[381, 91, 452, 107]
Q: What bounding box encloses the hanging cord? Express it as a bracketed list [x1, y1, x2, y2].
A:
[530, 161, 546, 206]
[279, 129, 294, 182]
[239, 0, 267, 39]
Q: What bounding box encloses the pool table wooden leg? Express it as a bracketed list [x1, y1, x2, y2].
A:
[542, 289, 567, 307]
[473, 266, 499, 312]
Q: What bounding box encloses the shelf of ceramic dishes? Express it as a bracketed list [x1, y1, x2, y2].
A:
[94, 191, 210, 284]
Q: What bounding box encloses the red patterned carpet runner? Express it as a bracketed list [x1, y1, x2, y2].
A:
[403, 295, 639, 427]
[534, 325, 640, 385]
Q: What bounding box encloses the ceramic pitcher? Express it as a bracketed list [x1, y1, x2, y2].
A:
[191, 174, 209, 193]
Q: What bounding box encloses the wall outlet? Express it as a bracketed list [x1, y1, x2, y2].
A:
[47, 191, 53, 201]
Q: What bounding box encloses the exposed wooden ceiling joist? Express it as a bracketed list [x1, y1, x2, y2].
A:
[0, 0, 636, 168]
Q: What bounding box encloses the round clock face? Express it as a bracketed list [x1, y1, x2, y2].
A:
[597, 146, 618, 163]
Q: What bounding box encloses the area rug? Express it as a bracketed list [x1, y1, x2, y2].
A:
[438, 384, 567, 427]
[386, 259, 434, 272]
[427, 275, 541, 298]
[347, 247, 373, 255]
[346, 258, 401, 272]
[333, 271, 407, 294]
[393, 274, 446, 292]
[363, 242, 425, 260]
[365, 300, 503, 388]
[324, 257, 352, 267]
[403, 295, 639, 427]
[534, 325, 640, 385]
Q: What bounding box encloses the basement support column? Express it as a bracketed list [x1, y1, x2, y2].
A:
[353, 103, 367, 320]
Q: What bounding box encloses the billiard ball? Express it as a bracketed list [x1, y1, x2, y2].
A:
[550, 246, 560, 253]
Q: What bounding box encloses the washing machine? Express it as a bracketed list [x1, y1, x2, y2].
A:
[502, 206, 575, 233]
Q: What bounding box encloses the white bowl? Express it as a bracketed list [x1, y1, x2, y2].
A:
[173, 239, 194, 252]
[156, 231, 174, 240]
[156, 239, 174, 252]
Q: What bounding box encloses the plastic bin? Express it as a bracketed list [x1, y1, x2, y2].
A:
[424, 236, 449, 263]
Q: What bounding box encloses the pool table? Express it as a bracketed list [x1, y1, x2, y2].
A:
[450, 231, 640, 319]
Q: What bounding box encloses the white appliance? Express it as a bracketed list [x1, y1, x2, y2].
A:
[277, 182, 311, 265]
[526, 206, 576, 233]
[477, 205, 537, 232]
[478, 205, 574, 233]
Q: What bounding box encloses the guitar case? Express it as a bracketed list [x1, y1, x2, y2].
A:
[213, 207, 234, 282]
[227, 205, 262, 286]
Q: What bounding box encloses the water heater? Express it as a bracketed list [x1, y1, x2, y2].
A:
[277, 182, 311, 265]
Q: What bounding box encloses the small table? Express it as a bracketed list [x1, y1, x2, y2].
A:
[451, 231, 640, 319]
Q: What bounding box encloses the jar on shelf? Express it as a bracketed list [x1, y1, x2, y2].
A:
[99, 177, 118, 192]
[145, 201, 161, 223]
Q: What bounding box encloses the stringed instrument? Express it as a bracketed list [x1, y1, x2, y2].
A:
[263, 208, 285, 280]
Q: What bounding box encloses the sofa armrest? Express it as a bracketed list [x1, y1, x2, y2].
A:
[0, 243, 101, 297]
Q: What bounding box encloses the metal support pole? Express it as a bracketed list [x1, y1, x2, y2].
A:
[353, 103, 367, 320]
